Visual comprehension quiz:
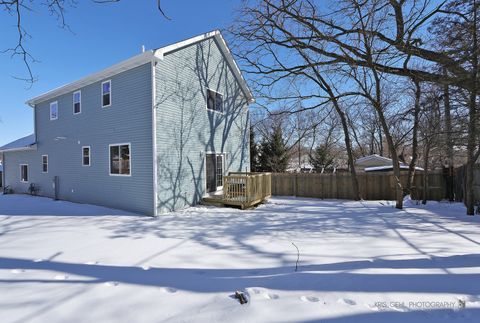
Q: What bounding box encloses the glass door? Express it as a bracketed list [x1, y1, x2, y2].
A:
[206, 153, 224, 193]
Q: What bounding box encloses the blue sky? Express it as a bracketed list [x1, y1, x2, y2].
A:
[0, 0, 240, 146]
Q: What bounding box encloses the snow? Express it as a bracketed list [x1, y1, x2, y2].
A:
[0, 134, 36, 151]
[1, 194, 479, 322]
[365, 165, 424, 172]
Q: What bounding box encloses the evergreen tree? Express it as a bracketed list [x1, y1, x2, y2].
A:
[249, 125, 261, 172]
[258, 124, 289, 172]
[310, 145, 334, 173]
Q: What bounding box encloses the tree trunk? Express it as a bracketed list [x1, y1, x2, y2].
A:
[422, 145, 430, 205]
[466, 0, 478, 215]
[375, 104, 403, 209]
[443, 71, 455, 201]
[332, 100, 361, 200]
[407, 80, 421, 196]
[466, 89, 477, 215]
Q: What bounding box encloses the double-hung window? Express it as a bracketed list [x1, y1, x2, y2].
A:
[42, 155, 48, 173]
[206, 89, 223, 113]
[73, 90, 81, 114]
[109, 144, 130, 176]
[50, 101, 58, 120]
[82, 146, 91, 166]
[20, 164, 28, 182]
[102, 80, 111, 107]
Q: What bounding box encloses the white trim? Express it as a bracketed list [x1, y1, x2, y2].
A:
[41, 154, 48, 173]
[82, 146, 91, 167]
[101, 80, 112, 108]
[151, 60, 158, 216]
[205, 88, 224, 114]
[73, 90, 82, 115]
[26, 31, 254, 107]
[108, 143, 131, 177]
[50, 101, 58, 121]
[204, 152, 225, 194]
[153, 30, 254, 103]
[0, 145, 37, 153]
[26, 51, 155, 107]
[19, 164, 29, 183]
[155, 31, 220, 57]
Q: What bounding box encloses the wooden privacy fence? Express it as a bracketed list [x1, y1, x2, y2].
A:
[272, 170, 446, 201]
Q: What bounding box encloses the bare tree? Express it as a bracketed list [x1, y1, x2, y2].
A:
[232, 0, 480, 214]
[1, 0, 169, 84]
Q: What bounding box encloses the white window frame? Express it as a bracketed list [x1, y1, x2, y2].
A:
[205, 88, 224, 114]
[82, 146, 91, 167]
[73, 90, 82, 114]
[50, 101, 58, 120]
[20, 164, 29, 183]
[109, 143, 131, 177]
[101, 80, 112, 108]
[41, 155, 48, 173]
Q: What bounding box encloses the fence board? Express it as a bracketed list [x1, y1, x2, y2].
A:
[271, 170, 446, 201]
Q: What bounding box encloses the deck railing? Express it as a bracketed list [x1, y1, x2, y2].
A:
[223, 172, 272, 208]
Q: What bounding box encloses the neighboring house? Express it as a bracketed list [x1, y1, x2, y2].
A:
[0, 162, 3, 187]
[0, 31, 253, 215]
[355, 154, 423, 172]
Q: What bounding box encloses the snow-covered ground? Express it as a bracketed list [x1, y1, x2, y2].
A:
[0, 194, 479, 323]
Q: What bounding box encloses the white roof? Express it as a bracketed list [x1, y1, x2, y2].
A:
[0, 134, 36, 152]
[26, 30, 253, 107]
[355, 154, 393, 165]
[365, 165, 424, 172]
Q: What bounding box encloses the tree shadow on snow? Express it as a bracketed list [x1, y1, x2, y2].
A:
[0, 254, 479, 295]
[0, 195, 138, 216]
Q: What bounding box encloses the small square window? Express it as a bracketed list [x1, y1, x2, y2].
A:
[50, 101, 58, 120]
[206, 89, 223, 113]
[102, 80, 111, 107]
[73, 91, 81, 114]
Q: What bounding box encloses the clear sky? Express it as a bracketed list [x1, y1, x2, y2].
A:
[0, 0, 240, 146]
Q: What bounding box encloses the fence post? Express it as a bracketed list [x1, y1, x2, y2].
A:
[294, 173, 298, 197]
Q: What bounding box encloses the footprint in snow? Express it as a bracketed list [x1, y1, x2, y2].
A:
[300, 296, 320, 303]
[337, 298, 356, 306]
[392, 304, 409, 312]
[365, 303, 380, 311]
[11, 269, 25, 274]
[264, 293, 279, 300]
[248, 288, 261, 295]
[160, 287, 177, 293]
[84, 261, 98, 265]
[54, 274, 69, 280]
[104, 281, 119, 287]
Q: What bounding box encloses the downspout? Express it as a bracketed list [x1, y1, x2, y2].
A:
[151, 57, 158, 216]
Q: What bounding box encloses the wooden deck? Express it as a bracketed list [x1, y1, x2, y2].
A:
[202, 172, 272, 209]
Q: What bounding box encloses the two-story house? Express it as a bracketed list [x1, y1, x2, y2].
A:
[0, 31, 253, 215]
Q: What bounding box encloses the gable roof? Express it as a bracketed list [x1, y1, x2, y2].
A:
[26, 30, 254, 107]
[0, 134, 36, 152]
[355, 154, 393, 165]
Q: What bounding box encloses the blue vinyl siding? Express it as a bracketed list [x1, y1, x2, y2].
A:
[4, 63, 154, 215]
[155, 37, 250, 213]
[3, 36, 251, 215]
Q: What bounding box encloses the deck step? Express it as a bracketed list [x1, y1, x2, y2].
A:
[201, 196, 225, 207]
